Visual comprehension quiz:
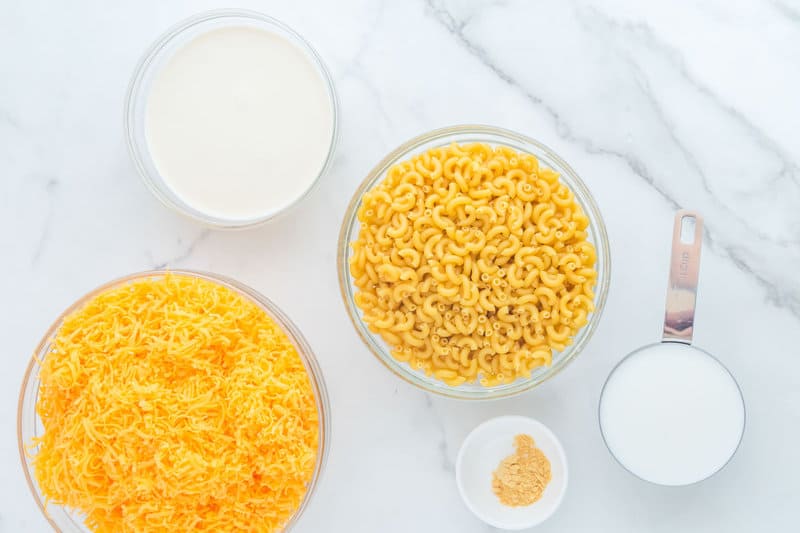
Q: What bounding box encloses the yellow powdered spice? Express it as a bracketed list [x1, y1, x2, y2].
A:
[492, 434, 552, 507]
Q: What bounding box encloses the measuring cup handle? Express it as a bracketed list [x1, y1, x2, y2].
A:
[662, 210, 703, 344]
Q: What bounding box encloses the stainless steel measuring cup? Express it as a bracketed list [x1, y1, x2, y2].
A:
[598, 210, 745, 486]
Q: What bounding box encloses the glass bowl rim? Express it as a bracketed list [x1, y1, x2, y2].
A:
[17, 269, 331, 532]
[123, 8, 339, 230]
[337, 124, 611, 400]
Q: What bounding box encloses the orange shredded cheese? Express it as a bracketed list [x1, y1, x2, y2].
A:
[31, 274, 319, 532]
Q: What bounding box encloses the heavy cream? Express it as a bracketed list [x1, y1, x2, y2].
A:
[144, 25, 334, 222]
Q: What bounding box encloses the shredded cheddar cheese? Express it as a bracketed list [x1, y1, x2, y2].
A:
[31, 274, 319, 532]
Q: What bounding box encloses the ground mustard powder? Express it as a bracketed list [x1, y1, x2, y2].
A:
[492, 434, 552, 507]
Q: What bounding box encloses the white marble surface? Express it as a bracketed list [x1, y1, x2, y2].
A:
[1, 0, 798, 531]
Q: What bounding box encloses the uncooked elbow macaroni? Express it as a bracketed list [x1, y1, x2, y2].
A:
[350, 142, 597, 386]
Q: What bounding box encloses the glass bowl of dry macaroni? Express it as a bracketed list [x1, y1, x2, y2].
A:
[338, 125, 610, 399]
[18, 270, 330, 532]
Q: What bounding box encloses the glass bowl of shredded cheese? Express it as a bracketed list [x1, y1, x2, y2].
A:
[17, 270, 330, 532]
[338, 125, 610, 400]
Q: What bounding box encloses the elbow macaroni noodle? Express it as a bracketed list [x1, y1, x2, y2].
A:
[349, 142, 597, 387]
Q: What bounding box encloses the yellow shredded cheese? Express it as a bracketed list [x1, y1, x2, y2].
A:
[31, 274, 319, 532]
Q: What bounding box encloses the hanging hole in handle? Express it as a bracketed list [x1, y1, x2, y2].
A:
[680, 215, 697, 244]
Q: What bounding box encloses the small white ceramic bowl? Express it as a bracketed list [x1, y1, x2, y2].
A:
[456, 416, 568, 530]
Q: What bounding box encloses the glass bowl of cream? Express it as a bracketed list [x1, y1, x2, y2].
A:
[337, 125, 611, 400]
[125, 10, 338, 229]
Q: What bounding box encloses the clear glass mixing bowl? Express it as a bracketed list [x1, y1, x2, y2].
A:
[337, 125, 611, 400]
[17, 270, 330, 532]
[124, 10, 339, 229]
